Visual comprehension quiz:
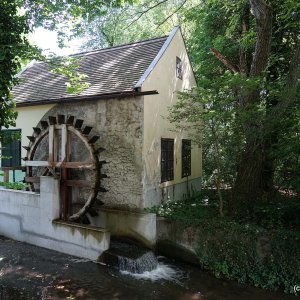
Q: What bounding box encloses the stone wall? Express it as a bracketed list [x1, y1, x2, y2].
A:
[41, 97, 144, 211]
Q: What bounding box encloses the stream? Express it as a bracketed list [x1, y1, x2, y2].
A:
[0, 236, 297, 300]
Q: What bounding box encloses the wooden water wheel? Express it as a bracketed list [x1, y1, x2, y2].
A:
[23, 114, 108, 221]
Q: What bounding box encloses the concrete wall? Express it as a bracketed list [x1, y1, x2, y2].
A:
[141, 29, 202, 207]
[0, 176, 110, 260]
[89, 208, 156, 248]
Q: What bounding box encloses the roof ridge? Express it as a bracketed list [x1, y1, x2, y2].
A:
[70, 35, 168, 57]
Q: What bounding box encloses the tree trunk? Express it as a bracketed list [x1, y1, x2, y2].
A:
[231, 139, 265, 217]
[231, 0, 273, 217]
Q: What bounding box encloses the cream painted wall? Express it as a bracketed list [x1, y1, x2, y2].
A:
[142, 29, 202, 204]
[14, 104, 55, 159]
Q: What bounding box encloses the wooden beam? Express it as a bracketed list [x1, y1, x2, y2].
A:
[27, 136, 35, 142]
[59, 162, 96, 169]
[61, 124, 67, 162]
[48, 116, 57, 125]
[40, 120, 49, 129]
[24, 161, 95, 169]
[25, 176, 40, 183]
[66, 115, 75, 125]
[3, 169, 9, 183]
[63, 180, 92, 188]
[82, 126, 93, 135]
[33, 127, 41, 135]
[48, 125, 54, 164]
[22, 146, 30, 151]
[89, 135, 100, 144]
[57, 114, 65, 124]
[95, 147, 105, 154]
[74, 119, 84, 129]
[25, 161, 50, 167]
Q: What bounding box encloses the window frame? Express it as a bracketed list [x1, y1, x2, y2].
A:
[176, 56, 183, 80]
[161, 138, 174, 183]
[182, 139, 191, 178]
[1, 129, 22, 167]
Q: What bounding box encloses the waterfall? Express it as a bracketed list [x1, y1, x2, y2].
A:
[117, 251, 158, 274]
[101, 240, 158, 274]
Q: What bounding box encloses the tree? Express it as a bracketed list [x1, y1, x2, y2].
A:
[0, 1, 38, 131]
[0, 0, 126, 131]
[77, 0, 192, 50]
[170, 0, 300, 217]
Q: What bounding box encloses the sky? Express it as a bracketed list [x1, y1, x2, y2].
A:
[30, 27, 83, 56]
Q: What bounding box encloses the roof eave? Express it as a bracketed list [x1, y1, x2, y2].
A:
[134, 26, 180, 90]
[16, 90, 158, 108]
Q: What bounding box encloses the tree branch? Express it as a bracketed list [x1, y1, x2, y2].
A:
[156, 0, 187, 28]
[273, 39, 300, 115]
[210, 48, 240, 73]
[125, 0, 168, 29]
[249, 0, 272, 76]
[239, 3, 250, 75]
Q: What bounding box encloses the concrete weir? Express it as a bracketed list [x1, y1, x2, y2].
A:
[0, 176, 110, 260]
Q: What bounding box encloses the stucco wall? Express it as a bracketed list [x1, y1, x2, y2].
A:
[40, 97, 144, 211]
[141, 29, 202, 207]
[0, 104, 55, 182]
[16, 104, 56, 158]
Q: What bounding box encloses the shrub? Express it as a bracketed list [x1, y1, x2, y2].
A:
[195, 219, 300, 293]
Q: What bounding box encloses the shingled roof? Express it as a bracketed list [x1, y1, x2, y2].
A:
[12, 36, 168, 105]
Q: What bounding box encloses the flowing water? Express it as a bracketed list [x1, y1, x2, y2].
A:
[0, 236, 297, 300]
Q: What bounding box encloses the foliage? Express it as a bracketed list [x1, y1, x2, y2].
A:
[146, 191, 219, 222]
[77, 0, 195, 50]
[195, 218, 300, 294]
[49, 57, 90, 94]
[149, 191, 300, 293]
[23, 0, 134, 47]
[252, 198, 300, 230]
[0, 0, 39, 132]
[169, 0, 300, 216]
[0, 179, 28, 191]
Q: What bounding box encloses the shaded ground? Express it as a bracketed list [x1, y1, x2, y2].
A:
[0, 236, 297, 300]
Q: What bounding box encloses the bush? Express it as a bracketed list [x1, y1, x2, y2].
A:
[0, 181, 28, 190]
[195, 219, 300, 293]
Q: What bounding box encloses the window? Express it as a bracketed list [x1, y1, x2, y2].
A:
[161, 138, 174, 182]
[182, 139, 191, 178]
[176, 56, 183, 80]
[1, 129, 21, 167]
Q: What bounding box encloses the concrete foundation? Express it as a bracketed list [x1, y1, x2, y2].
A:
[89, 208, 156, 248]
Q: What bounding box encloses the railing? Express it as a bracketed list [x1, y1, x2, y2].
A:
[1, 167, 26, 183]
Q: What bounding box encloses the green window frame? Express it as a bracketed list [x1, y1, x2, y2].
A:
[1, 129, 21, 167]
[161, 138, 174, 182]
[182, 139, 191, 178]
